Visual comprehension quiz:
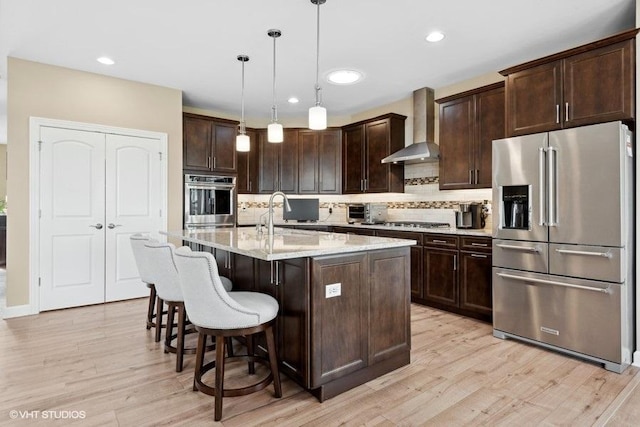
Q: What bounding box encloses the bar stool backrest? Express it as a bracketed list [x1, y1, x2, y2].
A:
[130, 234, 156, 285]
[144, 241, 183, 303]
[173, 247, 262, 329]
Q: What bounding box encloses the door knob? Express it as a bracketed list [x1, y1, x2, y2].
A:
[89, 223, 103, 230]
[107, 223, 122, 229]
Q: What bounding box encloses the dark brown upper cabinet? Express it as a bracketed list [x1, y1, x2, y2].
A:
[298, 129, 342, 194]
[342, 113, 406, 194]
[183, 113, 238, 174]
[258, 129, 299, 194]
[501, 29, 637, 137]
[436, 83, 505, 190]
[236, 128, 260, 194]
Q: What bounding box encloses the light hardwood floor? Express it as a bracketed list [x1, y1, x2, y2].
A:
[1, 299, 638, 426]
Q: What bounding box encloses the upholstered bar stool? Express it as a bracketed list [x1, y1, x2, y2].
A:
[130, 234, 165, 339]
[173, 247, 282, 421]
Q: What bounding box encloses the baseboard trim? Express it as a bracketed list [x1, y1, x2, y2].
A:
[633, 351, 640, 368]
[2, 303, 38, 319]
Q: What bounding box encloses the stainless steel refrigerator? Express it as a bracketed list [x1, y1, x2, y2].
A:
[492, 121, 634, 373]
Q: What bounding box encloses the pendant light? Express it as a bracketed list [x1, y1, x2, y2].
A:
[267, 29, 284, 143]
[236, 54, 251, 152]
[308, 0, 327, 130]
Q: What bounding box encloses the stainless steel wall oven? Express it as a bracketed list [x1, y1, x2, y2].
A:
[184, 174, 236, 228]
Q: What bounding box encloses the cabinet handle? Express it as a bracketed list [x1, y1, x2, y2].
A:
[453, 255, 457, 271]
[565, 102, 569, 122]
[432, 239, 448, 244]
[556, 105, 560, 124]
[213, 157, 216, 169]
[470, 242, 488, 247]
[364, 178, 368, 191]
[471, 254, 488, 259]
[360, 179, 364, 191]
[475, 169, 479, 184]
[469, 170, 473, 184]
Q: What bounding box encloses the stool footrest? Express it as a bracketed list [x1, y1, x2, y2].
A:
[195, 355, 274, 397]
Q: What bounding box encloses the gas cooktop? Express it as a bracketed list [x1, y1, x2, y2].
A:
[382, 221, 451, 229]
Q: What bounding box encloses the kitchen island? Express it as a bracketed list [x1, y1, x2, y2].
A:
[163, 226, 416, 401]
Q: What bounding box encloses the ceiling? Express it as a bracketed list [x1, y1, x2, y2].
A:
[0, 0, 635, 142]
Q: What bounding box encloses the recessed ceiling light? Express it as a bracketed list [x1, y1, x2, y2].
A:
[327, 69, 363, 85]
[288, 97, 299, 104]
[97, 56, 115, 65]
[425, 31, 445, 43]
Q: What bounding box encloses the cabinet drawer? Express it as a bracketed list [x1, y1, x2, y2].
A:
[423, 234, 458, 248]
[460, 236, 491, 252]
[375, 230, 423, 246]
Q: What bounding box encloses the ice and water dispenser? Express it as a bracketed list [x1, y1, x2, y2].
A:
[501, 185, 529, 229]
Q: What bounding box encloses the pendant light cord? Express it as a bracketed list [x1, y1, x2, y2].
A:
[272, 34, 277, 123]
[314, 0, 322, 106]
[239, 56, 247, 134]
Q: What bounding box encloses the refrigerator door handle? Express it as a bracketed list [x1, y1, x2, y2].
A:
[539, 147, 546, 226]
[547, 146, 558, 227]
[555, 248, 613, 259]
[496, 272, 611, 294]
[496, 243, 540, 253]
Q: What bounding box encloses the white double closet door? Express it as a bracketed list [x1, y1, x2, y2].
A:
[38, 125, 165, 311]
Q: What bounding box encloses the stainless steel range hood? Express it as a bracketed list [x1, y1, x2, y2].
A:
[381, 87, 439, 164]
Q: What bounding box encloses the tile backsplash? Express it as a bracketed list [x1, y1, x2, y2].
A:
[238, 162, 493, 229]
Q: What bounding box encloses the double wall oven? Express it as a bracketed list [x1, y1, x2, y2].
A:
[184, 174, 236, 228]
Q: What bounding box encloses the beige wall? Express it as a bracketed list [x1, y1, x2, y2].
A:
[0, 144, 6, 203]
[6, 58, 182, 307]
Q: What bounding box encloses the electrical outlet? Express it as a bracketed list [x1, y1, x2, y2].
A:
[325, 283, 341, 298]
[328, 203, 333, 214]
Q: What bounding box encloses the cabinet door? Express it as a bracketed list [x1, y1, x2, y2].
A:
[237, 129, 259, 194]
[368, 247, 411, 364]
[183, 116, 212, 171]
[423, 247, 458, 307]
[342, 125, 365, 194]
[318, 129, 341, 194]
[310, 253, 367, 387]
[439, 96, 475, 190]
[563, 39, 635, 128]
[278, 129, 299, 193]
[298, 130, 319, 194]
[211, 122, 237, 173]
[475, 86, 505, 188]
[279, 258, 310, 386]
[459, 251, 492, 317]
[506, 61, 562, 136]
[258, 132, 279, 193]
[365, 119, 391, 193]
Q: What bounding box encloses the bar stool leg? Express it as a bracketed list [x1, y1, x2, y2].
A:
[193, 332, 206, 392]
[155, 297, 164, 343]
[246, 335, 256, 375]
[176, 304, 186, 372]
[146, 285, 157, 330]
[164, 301, 175, 350]
[265, 326, 282, 398]
[214, 335, 226, 421]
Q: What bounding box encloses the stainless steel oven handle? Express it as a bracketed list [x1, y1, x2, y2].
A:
[555, 248, 613, 259]
[539, 147, 546, 226]
[496, 272, 610, 294]
[187, 184, 235, 190]
[496, 243, 539, 253]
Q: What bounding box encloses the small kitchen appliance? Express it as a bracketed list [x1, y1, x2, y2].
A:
[455, 203, 485, 229]
[347, 203, 388, 224]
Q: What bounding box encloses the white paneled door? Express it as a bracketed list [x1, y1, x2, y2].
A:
[39, 126, 164, 311]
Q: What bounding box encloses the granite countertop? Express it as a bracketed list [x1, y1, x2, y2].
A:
[162, 226, 417, 261]
[240, 221, 493, 238]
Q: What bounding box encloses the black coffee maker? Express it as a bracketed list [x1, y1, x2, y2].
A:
[455, 203, 486, 229]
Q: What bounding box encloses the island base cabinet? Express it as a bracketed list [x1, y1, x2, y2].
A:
[310, 247, 411, 401]
[230, 248, 411, 402]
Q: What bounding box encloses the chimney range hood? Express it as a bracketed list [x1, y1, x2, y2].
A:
[381, 87, 439, 164]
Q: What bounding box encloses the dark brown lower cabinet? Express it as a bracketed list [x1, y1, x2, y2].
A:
[228, 247, 411, 401]
[420, 234, 493, 322]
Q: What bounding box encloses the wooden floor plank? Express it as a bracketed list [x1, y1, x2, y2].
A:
[0, 300, 638, 426]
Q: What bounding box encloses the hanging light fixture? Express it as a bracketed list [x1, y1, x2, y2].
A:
[308, 0, 327, 130]
[236, 54, 251, 152]
[267, 29, 284, 143]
